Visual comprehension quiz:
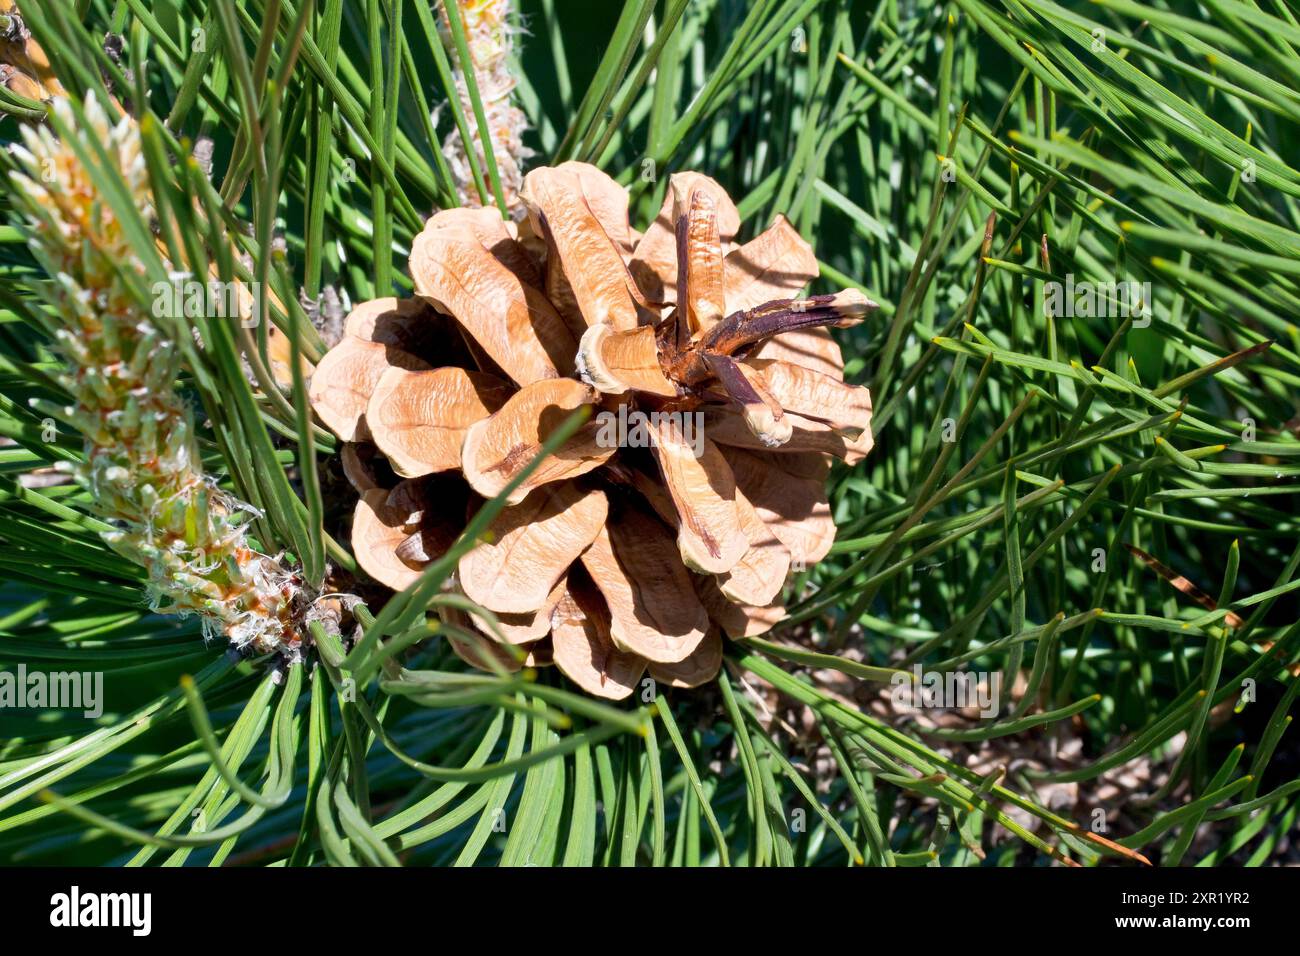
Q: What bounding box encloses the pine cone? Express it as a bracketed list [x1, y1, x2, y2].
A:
[0, 0, 66, 103]
[309, 163, 876, 698]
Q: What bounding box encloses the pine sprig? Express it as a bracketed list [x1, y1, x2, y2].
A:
[0, 0, 1295, 869]
[8, 94, 308, 655]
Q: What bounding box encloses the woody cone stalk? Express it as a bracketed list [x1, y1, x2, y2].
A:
[9, 95, 305, 656]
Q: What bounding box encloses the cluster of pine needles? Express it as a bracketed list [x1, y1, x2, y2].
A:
[0, 0, 1297, 866]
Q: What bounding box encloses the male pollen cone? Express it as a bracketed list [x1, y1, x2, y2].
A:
[309, 162, 876, 699]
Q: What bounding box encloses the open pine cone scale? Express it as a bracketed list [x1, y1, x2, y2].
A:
[309, 162, 876, 699]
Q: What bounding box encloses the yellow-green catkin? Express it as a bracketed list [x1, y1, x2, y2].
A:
[438, 0, 532, 216]
[9, 94, 304, 656]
